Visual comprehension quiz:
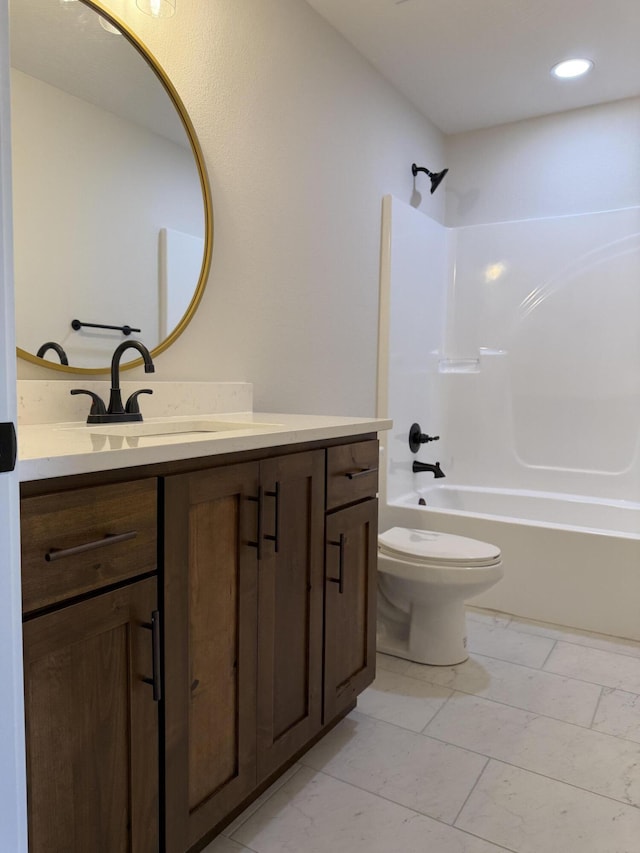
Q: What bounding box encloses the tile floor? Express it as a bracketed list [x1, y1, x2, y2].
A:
[203, 607, 640, 853]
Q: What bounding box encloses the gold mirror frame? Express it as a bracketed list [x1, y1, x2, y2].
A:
[15, 0, 213, 374]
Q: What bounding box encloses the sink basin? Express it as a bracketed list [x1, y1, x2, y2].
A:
[59, 419, 283, 438]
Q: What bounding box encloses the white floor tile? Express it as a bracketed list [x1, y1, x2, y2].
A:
[592, 688, 640, 743]
[466, 618, 556, 668]
[298, 710, 487, 823]
[506, 614, 640, 659]
[221, 765, 302, 837]
[233, 766, 510, 853]
[404, 652, 601, 726]
[205, 614, 640, 852]
[544, 641, 640, 692]
[201, 836, 254, 853]
[456, 760, 640, 853]
[376, 651, 411, 675]
[357, 667, 452, 732]
[425, 691, 640, 805]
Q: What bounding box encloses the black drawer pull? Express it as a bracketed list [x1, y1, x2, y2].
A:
[327, 534, 345, 594]
[141, 611, 162, 702]
[45, 530, 138, 562]
[344, 467, 378, 480]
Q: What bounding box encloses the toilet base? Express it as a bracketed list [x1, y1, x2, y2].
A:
[377, 598, 469, 666]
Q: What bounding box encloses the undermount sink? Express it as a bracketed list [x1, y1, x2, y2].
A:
[59, 419, 283, 438]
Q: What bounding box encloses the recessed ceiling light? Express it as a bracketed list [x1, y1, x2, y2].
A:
[551, 58, 593, 80]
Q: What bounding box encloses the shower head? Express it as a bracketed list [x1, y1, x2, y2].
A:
[411, 163, 449, 194]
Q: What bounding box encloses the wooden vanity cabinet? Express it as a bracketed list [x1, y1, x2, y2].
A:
[20, 433, 379, 853]
[20, 479, 160, 853]
[162, 450, 326, 852]
[162, 461, 260, 852]
[324, 441, 378, 722]
[255, 450, 325, 782]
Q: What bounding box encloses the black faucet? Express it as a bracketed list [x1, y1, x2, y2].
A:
[107, 340, 155, 419]
[71, 340, 155, 424]
[412, 460, 445, 478]
[36, 341, 69, 366]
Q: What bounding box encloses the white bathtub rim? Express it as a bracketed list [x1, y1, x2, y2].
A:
[390, 485, 640, 541]
[406, 483, 640, 511]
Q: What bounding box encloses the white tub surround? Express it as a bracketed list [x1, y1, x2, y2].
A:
[377, 195, 640, 641]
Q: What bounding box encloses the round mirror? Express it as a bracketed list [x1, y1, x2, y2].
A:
[10, 0, 213, 372]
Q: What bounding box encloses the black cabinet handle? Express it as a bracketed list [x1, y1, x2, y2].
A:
[327, 533, 345, 594]
[344, 467, 378, 480]
[264, 482, 280, 553]
[141, 610, 162, 702]
[247, 487, 263, 560]
[45, 530, 137, 562]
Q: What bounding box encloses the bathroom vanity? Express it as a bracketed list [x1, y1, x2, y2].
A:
[10, 1, 389, 847]
[18, 405, 389, 853]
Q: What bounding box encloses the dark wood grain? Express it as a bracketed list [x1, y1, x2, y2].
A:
[326, 440, 379, 510]
[324, 498, 378, 723]
[256, 450, 325, 782]
[23, 577, 158, 853]
[21, 434, 381, 853]
[21, 478, 157, 614]
[163, 463, 259, 853]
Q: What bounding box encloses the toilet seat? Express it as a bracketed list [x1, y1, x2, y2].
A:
[377, 527, 503, 665]
[378, 527, 501, 568]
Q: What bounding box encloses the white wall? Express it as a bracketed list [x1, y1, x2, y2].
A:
[11, 69, 202, 367]
[17, 0, 445, 416]
[445, 97, 640, 227]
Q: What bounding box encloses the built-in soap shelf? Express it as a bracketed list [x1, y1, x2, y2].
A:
[438, 349, 507, 374]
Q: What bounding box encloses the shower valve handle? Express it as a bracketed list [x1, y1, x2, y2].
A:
[409, 423, 440, 454]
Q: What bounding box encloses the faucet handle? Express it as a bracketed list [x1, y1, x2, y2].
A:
[125, 389, 153, 416]
[70, 389, 107, 420]
[409, 423, 440, 453]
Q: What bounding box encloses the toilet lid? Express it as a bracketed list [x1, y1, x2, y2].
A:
[378, 527, 501, 568]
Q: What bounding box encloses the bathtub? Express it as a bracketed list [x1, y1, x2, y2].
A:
[381, 485, 640, 641]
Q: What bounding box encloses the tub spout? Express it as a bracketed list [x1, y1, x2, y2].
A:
[412, 460, 445, 478]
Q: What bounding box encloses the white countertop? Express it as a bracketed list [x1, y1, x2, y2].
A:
[18, 412, 392, 481]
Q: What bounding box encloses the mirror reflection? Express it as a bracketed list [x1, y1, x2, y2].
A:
[10, 0, 211, 371]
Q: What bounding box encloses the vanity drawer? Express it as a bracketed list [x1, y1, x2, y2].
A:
[21, 478, 157, 614]
[326, 440, 379, 511]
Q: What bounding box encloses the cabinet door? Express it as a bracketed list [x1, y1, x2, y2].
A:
[324, 498, 378, 723]
[23, 577, 159, 853]
[256, 450, 325, 781]
[163, 463, 259, 852]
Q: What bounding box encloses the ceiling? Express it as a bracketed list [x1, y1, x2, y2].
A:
[304, 0, 640, 134]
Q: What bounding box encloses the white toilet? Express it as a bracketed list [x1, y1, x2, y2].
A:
[377, 527, 503, 666]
